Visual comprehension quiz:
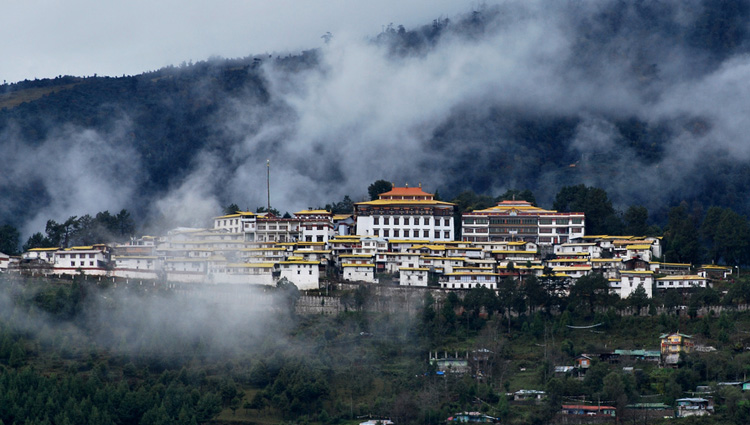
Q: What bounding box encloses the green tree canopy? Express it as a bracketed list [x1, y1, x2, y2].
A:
[664, 204, 702, 264]
[623, 205, 649, 236]
[497, 189, 536, 205]
[0, 224, 20, 255]
[367, 180, 393, 200]
[553, 184, 621, 235]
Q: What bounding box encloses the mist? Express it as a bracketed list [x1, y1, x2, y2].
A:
[4, 0, 750, 236]
[0, 275, 294, 360]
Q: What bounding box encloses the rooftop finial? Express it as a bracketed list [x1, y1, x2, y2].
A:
[405, 182, 409, 187]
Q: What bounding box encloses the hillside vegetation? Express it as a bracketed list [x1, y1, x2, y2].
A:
[1, 275, 749, 424]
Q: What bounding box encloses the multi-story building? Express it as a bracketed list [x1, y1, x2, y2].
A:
[655, 275, 709, 290]
[295, 209, 335, 243]
[354, 186, 455, 241]
[53, 245, 111, 277]
[213, 211, 257, 234]
[660, 332, 694, 366]
[461, 200, 585, 245]
[255, 216, 302, 243]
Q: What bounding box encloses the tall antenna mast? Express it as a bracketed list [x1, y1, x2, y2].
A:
[266, 159, 271, 212]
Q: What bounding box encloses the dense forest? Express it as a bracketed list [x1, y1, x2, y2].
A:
[3, 0, 750, 236]
[1, 271, 750, 424]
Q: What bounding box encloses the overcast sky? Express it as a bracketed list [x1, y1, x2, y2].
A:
[1, 0, 478, 84]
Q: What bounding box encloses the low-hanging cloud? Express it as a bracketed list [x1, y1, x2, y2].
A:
[6, 0, 750, 236]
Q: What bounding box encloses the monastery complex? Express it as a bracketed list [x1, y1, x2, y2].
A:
[3, 186, 730, 298]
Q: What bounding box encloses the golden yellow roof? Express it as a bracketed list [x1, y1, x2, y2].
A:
[227, 262, 275, 268]
[342, 263, 375, 267]
[656, 275, 705, 281]
[411, 244, 446, 250]
[66, 246, 96, 250]
[471, 200, 553, 214]
[279, 260, 320, 265]
[28, 247, 58, 251]
[700, 264, 731, 270]
[553, 266, 592, 271]
[549, 258, 589, 263]
[626, 244, 652, 250]
[355, 199, 455, 206]
[214, 211, 255, 219]
[333, 214, 352, 220]
[491, 250, 538, 254]
[620, 270, 654, 274]
[294, 209, 331, 215]
[400, 267, 430, 271]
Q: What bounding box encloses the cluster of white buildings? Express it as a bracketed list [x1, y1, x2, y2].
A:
[2, 186, 730, 296]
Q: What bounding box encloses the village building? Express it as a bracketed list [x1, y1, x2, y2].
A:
[559, 405, 616, 418]
[441, 271, 499, 290]
[649, 262, 689, 275]
[655, 275, 709, 290]
[278, 258, 320, 290]
[0, 252, 10, 271]
[295, 209, 335, 243]
[616, 270, 654, 298]
[332, 214, 355, 236]
[461, 200, 585, 245]
[164, 257, 209, 283]
[213, 211, 257, 234]
[22, 247, 58, 263]
[660, 332, 694, 366]
[354, 186, 455, 241]
[53, 245, 111, 277]
[342, 263, 377, 283]
[255, 216, 302, 243]
[697, 265, 733, 280]
[112, 255, 160, 280]
[399, 267, 430, 286]
[554, 242, 601, 258]
[209, 262, 276, 285]
[675, 398, 713, 417]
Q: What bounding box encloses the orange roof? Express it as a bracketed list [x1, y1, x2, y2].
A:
[379, 186, 433, 198]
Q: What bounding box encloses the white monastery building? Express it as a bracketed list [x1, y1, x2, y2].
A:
[354, 185, 455, 241]
[462, 200, 585, 245]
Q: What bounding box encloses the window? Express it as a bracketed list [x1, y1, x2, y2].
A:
[423, 230, 430, 238]
[394, 217, 400, 225]
[89, 261, 94, 266]
[383, 217, 390, 225]
[374, 217, 380, 225]
[393, 229, 400, 237]
[415, 217, 421, 225]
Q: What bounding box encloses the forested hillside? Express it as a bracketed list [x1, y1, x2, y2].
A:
[3, 0, 750, 235]
[2, 274, 750, 424]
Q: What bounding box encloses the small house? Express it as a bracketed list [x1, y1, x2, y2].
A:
[675, 398, 713, 417]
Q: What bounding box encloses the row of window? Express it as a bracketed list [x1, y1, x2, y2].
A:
[373, 229, 451, 238]
[64, 261, 96, 267]
[488, 227, 538, 234]
[59, 253, 97, 259]
[372, 216, 450, 226]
